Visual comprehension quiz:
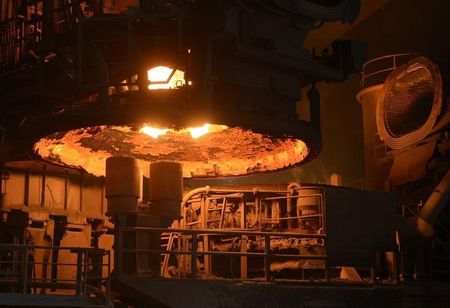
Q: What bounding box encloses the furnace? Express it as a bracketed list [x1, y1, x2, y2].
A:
[0, 1, 449, 307]
[34, 124, 308, 177]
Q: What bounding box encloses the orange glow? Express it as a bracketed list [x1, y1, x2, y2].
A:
[147, 66, 173, 82]
[139, 126, 168, 139]
[147, 66, 185, 90]
[139, 124, 228, 140]
[189, 123, 210, 139]
[34, 124, 309, 178]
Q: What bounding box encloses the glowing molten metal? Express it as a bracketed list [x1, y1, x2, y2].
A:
[189, 123, 212, 139]
[139, 124, 225, 140]
[34, 124, 309, 178]
[139, 126, 169, 139]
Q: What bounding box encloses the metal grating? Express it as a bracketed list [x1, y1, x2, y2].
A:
[384, 67, 435, 137]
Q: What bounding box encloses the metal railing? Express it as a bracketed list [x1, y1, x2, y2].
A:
[118, 226, 329, 283]
[0, 244, 111, 307]
[182, 187, 325, 233]
[361, 53, 418, 88]
[0, 17, 28, 76]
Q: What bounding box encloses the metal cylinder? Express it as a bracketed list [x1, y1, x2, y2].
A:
[149, 161, 183, 218]
[417, 169, 450, 237]
[105, 156, 140, 215]
[297, 188, 321, 233]
[356, 84, 392, 190]
[297, 188, 320, 215]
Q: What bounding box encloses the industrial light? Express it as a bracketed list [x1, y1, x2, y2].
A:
[147, 66, 173, 82]
[147, 66, 186, 90]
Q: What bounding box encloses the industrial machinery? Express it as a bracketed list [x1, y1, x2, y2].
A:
[358, 54, 450, 281]
[108, 159, 398, 307]
[0, 0, 448, 307]
[0, 0, 366, 174]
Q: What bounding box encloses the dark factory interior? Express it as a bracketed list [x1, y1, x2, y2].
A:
[0, 0, 449, 307]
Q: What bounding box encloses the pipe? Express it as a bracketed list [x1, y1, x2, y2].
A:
[287, 182, 301, 193]
[181, 186, 210, 208]
[417, 169, 450, 236]
[308, 85, 321, 135]
[149, 161, 183, 219]
[105, 156, 140, 215]
[286, 183, 301, 229]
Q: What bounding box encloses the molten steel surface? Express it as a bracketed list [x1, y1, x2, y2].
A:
[34, 124, 309, 177]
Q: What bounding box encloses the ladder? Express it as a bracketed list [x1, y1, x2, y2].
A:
[161, 232, 177, 277]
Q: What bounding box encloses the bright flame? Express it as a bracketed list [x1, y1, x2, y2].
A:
[139, 123, 228, 139]
[139, 126, 168, 139]
[147, 66, 185, 90]
[189, 124, 211, 139]
[147, 66, 173, 82]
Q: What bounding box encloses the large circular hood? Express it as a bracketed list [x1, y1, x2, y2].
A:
[376, 57, 444, 149]
[31, 96, 320, 178]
